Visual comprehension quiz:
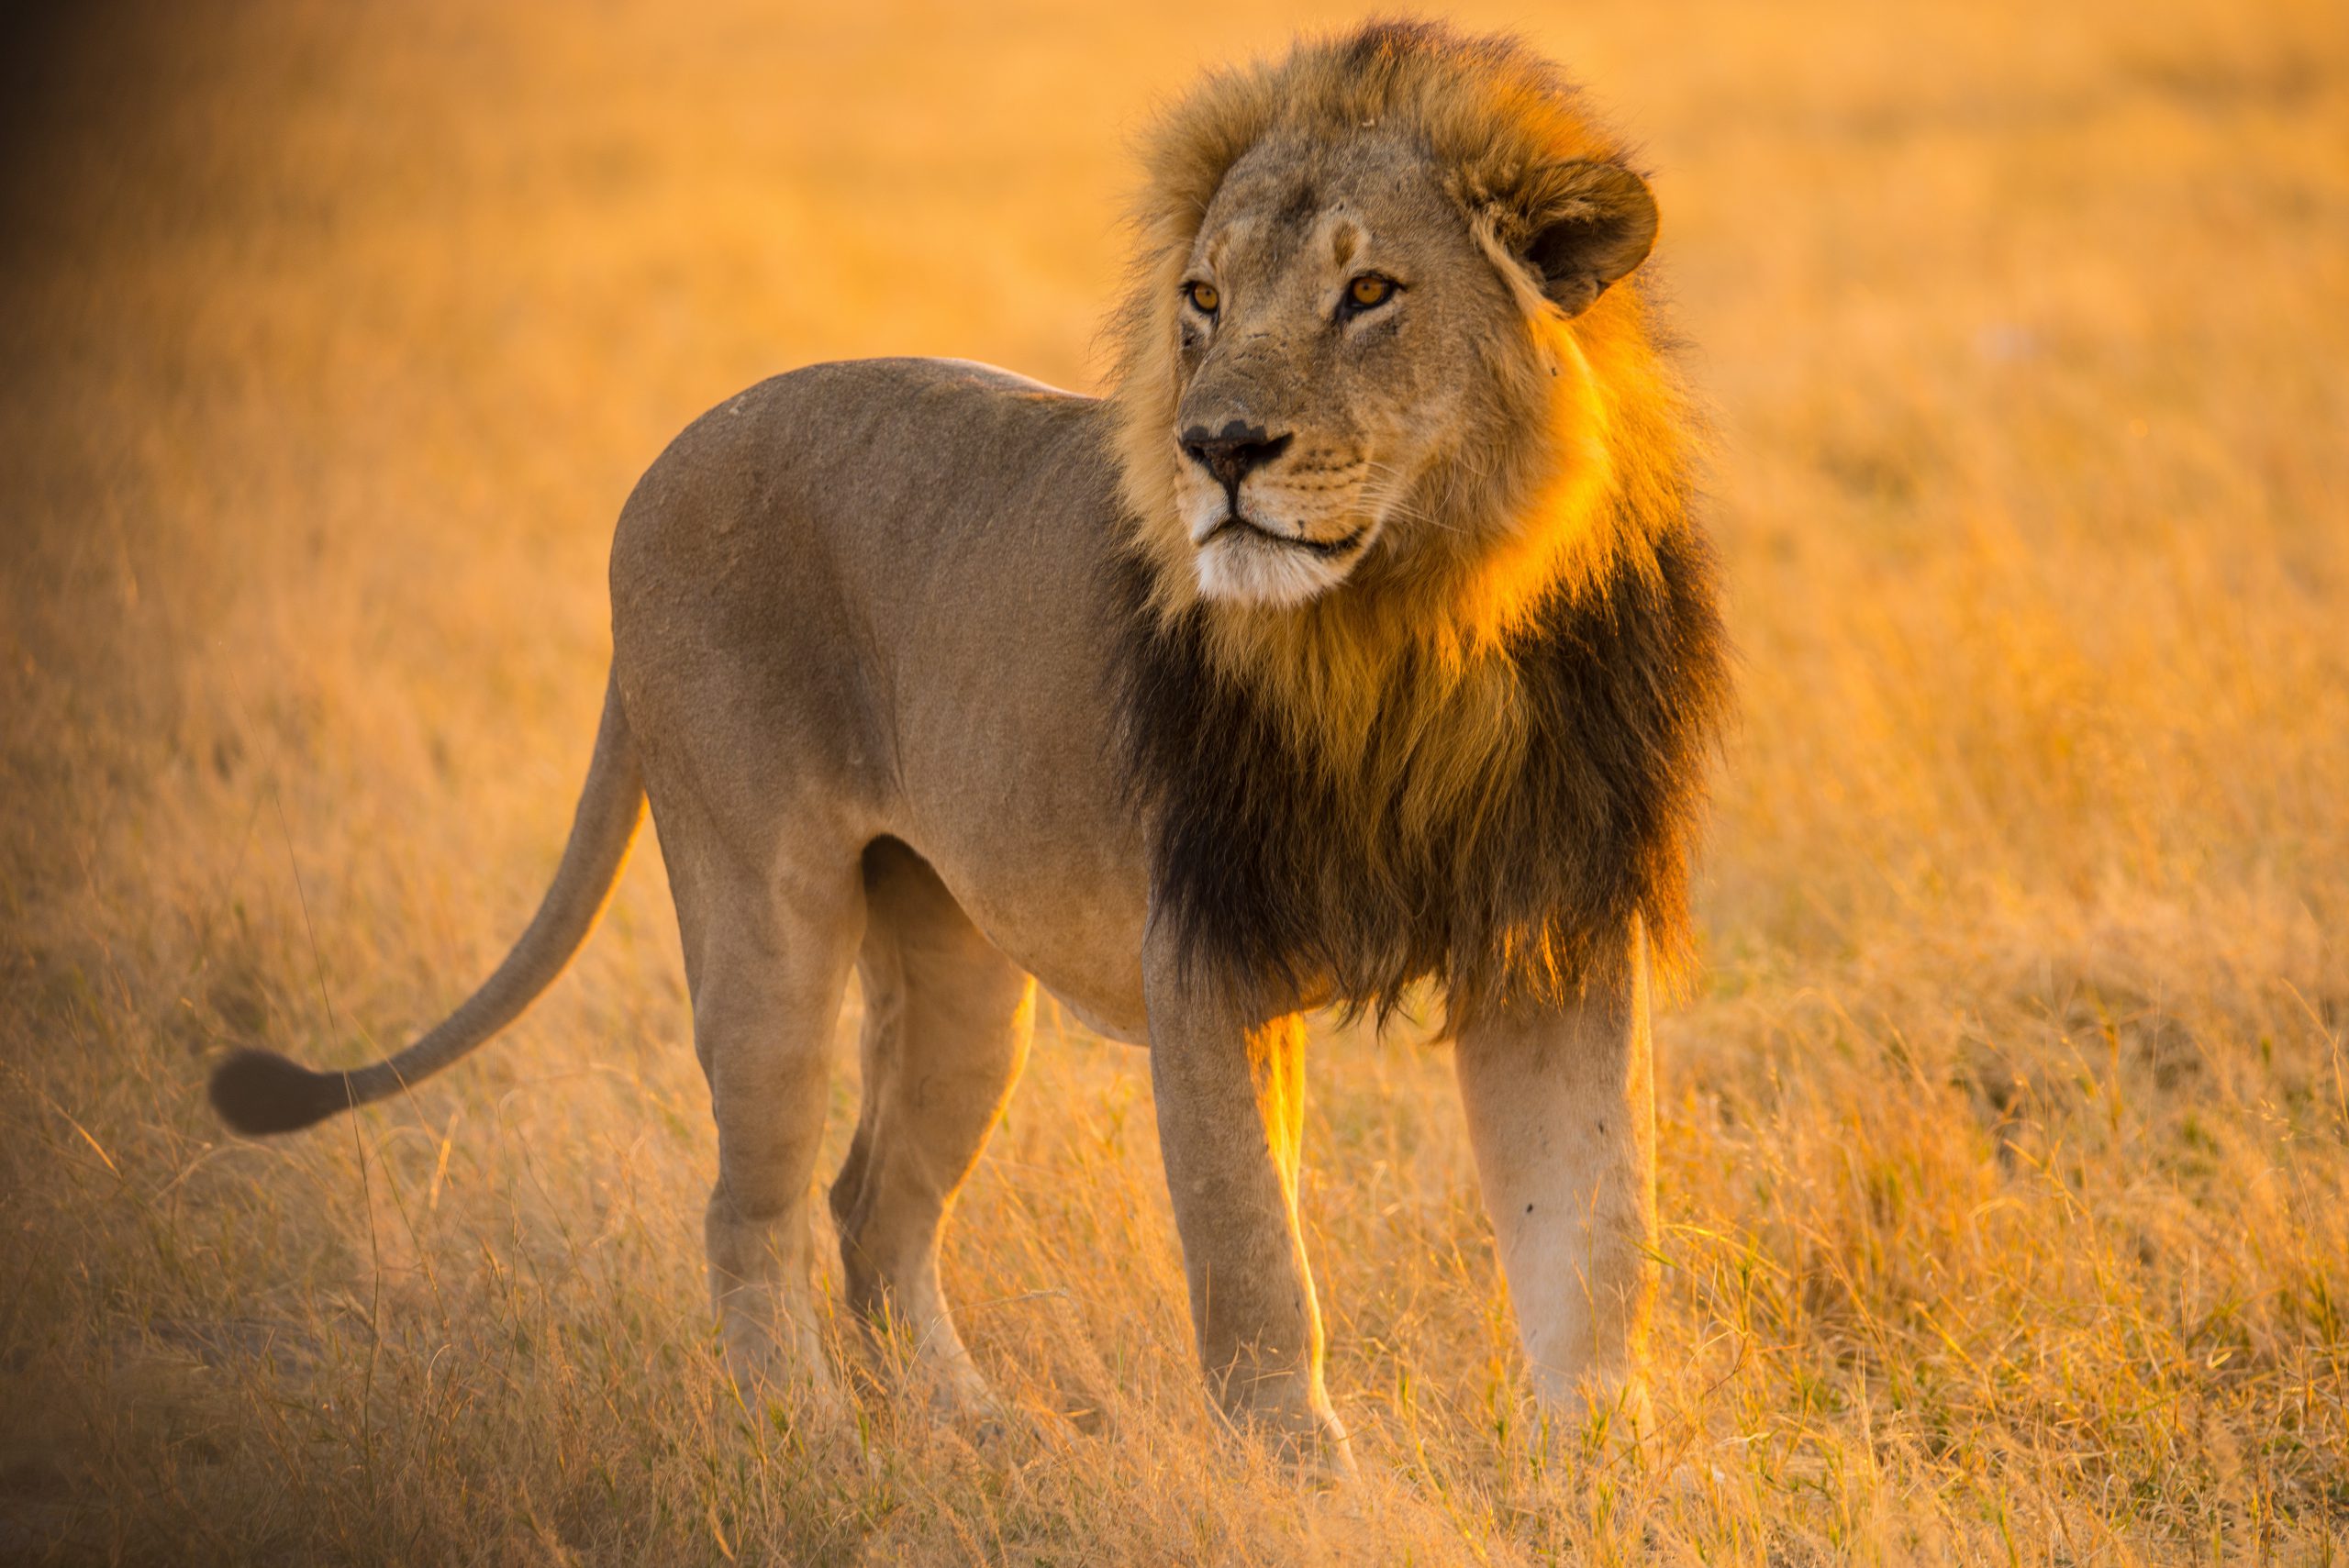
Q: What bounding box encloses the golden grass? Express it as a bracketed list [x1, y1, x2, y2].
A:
[3, 0, 2344, 1561]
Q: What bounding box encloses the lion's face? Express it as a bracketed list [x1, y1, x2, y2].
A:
[1151, 132, 1659, 609]
[1164, 137, 1494, 606]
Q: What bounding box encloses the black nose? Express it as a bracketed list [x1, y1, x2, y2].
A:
[1180, 422, 1293, 492]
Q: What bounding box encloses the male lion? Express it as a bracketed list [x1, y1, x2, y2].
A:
[211, 21, 1728, 1467]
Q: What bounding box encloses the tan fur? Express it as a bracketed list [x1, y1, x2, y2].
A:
[211, 21, 1724, 1466]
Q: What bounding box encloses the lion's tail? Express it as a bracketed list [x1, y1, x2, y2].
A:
[210, 671, 647, 1136]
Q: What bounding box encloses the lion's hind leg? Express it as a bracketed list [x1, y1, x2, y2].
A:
[831, 838, 1033, 1418]
[664, 820, 868, 1426]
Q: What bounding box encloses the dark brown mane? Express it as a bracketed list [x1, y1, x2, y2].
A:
[1112, 512, 1730, 1029]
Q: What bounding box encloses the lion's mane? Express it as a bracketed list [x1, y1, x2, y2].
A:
[1108, 20, 1731, 1026]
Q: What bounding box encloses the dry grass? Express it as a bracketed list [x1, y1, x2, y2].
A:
[3, 0, 2346, 1562]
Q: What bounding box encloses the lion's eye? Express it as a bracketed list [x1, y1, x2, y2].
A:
[1345, 273, 1396, 311]
[1186, 281, 1220, 315]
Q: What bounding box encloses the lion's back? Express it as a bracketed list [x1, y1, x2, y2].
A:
[605, 356, 1130, 828]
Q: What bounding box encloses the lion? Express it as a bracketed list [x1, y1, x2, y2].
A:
[210, 20, 1729, 1469]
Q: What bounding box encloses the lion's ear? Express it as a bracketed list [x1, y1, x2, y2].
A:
[1518, 161, 1657, 317]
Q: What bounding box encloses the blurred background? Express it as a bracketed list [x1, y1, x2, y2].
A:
[2, 1, 2343, 1562]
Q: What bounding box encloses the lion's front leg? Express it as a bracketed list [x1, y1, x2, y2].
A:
[1453, 928, 1658, 1441]
[1143, 935, 1353, 1472]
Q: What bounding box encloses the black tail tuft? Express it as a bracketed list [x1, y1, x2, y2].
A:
[209, 1049, 353, 1135]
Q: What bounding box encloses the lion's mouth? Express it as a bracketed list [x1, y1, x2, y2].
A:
[1201, 512, 1370, 559]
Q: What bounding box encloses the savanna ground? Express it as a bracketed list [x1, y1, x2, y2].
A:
[3, 0, 2345, 1562]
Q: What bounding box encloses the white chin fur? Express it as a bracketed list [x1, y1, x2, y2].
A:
[1193, 532, 1349, 606]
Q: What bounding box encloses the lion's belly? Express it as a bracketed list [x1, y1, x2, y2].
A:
[894, 811, 1156, 1048]
[985, 895, 1153, 1047]
[1043, 989, 1151, 1047]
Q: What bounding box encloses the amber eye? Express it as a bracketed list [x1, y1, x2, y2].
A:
[1186, 281, 1220, 315]
[1346, 273, 1396, 310]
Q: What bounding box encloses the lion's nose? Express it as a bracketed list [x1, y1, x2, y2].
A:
[1180, 422, 1294, 492]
